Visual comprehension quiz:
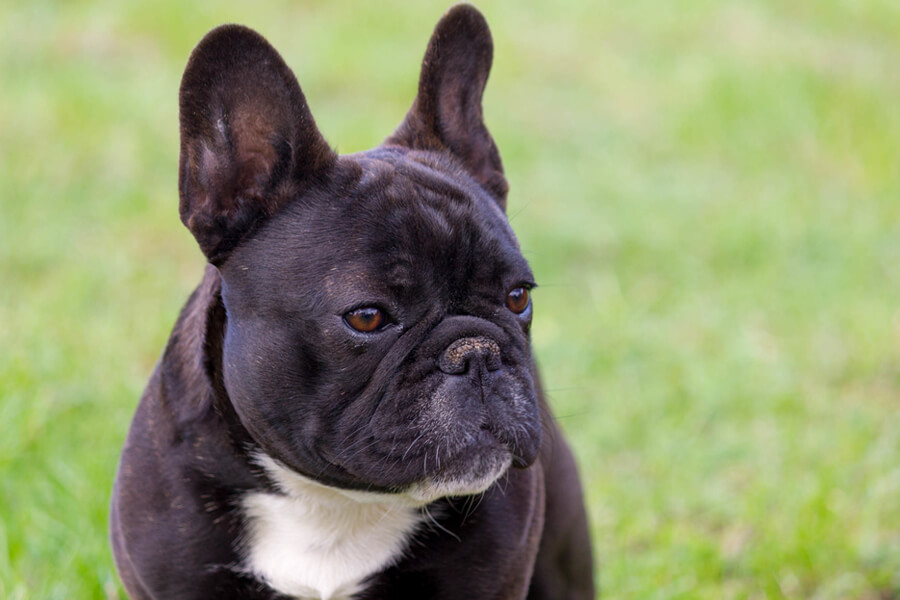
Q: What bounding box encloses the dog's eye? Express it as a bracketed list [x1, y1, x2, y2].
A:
[344, 307, 388, 333]
[506, 287, 531, 315]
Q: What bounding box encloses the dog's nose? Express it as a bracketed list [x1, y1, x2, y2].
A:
[438, 336, 502, 375]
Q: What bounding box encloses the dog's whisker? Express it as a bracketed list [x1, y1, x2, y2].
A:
[422, 504, 461, 542]
[401, 433, 424, 461]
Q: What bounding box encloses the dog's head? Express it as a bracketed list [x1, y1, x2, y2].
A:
[179, 6, 541, 503]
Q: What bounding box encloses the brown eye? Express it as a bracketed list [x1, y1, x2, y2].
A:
[344, 307, 387, 333]
[506, 287, 531, 314]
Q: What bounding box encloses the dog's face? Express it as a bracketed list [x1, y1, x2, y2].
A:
[220, 148, 540, 502]
[178, 7, 541, 503]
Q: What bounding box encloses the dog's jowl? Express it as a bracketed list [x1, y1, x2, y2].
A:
[110, 5, 593, 599]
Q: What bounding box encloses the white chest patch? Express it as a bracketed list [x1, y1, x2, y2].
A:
[241, 454, 424, 600]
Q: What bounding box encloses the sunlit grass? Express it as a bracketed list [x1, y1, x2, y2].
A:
[2, 1, 899, 598]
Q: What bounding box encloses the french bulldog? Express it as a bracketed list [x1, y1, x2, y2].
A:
[110, 5, 593, 599]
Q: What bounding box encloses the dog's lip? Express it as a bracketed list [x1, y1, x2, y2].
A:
[476, 424, 506, 448]
[403, 431, 514, 503]
[443, 427, 510, 468]
[319, 418, 531, 493]
[483, 422, 541, 469]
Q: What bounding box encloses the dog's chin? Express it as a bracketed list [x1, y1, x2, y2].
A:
[404, 451, 513, 505]
[257, 438, 513, 508]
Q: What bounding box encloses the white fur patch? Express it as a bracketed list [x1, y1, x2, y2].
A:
[242, 454, 424, 600]
[407, 454, 513, 504]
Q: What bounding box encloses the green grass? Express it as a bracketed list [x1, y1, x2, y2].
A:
[2, 1, 900, 598]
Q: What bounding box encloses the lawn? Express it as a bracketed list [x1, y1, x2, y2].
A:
[2, 1, 899, 598]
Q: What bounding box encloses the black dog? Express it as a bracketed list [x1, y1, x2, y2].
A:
[110, 5, 593, 599]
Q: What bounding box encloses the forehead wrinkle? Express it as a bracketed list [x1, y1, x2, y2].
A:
[412, 202, 455, 245]
[395, 158, 470, 205]
[396, 164, 519, 259]
[323, 267, 386, 304]
[347, 155, 397, 194]
[333, 149, 526, 298]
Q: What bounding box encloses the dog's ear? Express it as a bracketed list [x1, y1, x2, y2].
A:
[386, 5, 508, 208]
[178, 25, 336, 264]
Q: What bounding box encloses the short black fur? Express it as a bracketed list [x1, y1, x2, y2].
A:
[111, 5, 593, 599]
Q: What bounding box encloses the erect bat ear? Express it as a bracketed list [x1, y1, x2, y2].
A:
[386, 4, 509, 208]
[178, 25, 337, 264]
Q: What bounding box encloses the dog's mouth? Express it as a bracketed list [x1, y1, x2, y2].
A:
[401, 428, 514, 504]
[319, 424, 517, 505]
[257, 430, 513, 508]
[254, 325, 542, 504]
[314, 376, 541, 502]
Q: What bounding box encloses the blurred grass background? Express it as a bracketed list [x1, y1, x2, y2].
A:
[2, 0, 899, 598]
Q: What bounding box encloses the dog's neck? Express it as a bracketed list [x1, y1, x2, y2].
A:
[241, 453, 424, 600]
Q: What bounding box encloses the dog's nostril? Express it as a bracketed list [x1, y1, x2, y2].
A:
[438, 336, 502, 375]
